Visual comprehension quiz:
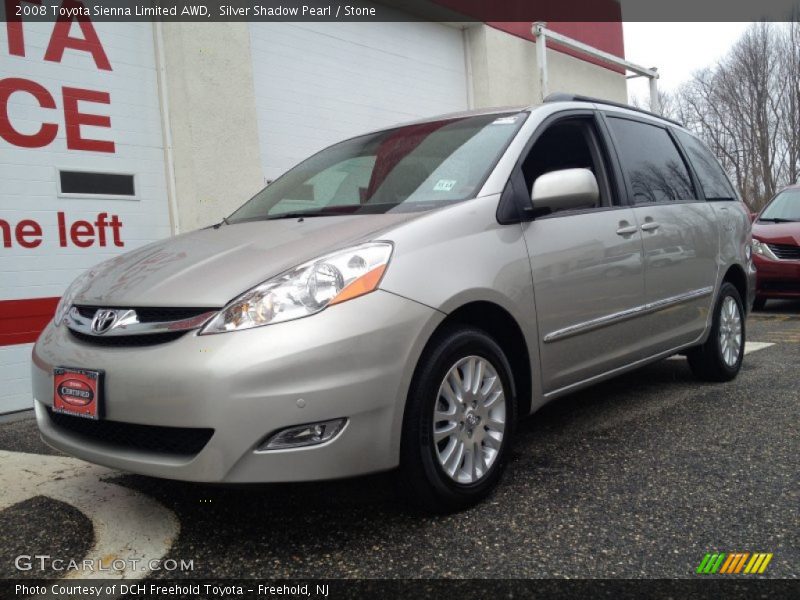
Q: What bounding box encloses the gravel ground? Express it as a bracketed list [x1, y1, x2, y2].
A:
[1, 308, 798, 581]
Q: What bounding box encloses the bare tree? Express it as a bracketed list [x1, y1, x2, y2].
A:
[666, 23, 800, 210]
[630, 88, 675, 116]
[778, 21, 800, 186]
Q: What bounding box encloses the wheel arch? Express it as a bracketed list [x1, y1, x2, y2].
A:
[722, 263, 749, 311]
[424, 301, 533, 419]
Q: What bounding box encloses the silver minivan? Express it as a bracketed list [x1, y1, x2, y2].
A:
[32, 95, 755, 512]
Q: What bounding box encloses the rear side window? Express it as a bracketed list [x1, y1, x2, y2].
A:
[674, 130, 737, 200]
[607, 117, 696, 203]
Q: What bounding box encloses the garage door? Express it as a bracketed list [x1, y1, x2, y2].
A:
[249, 21, 470, 181]
[0, 21, 171, 413]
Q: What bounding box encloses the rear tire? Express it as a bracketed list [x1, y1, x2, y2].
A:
[398, 326, 517, 513]
[752, 296, 767, 311]
[687, 282, 745, 382]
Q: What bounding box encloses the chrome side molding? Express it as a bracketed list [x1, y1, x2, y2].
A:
[543, 286, 714, 343]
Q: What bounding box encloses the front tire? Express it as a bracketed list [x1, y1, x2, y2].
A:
[752, 296, 767, 311]
[398, 326, 517, 513]
[687, 282, 745, 382]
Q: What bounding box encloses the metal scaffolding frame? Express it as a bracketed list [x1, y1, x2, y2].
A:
[532, 22, 661, 114]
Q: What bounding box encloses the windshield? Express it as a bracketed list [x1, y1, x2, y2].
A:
[760, 189, 800, 222]
[227, 112, 527, 222]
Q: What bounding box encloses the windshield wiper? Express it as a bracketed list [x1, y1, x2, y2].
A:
[264, 204, 403, 219]
[265, 210, 344, 220]
[758, 217, 798, 223]
[212, 216, 230, 229]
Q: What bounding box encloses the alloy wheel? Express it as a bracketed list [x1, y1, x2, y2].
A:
[432, 356, 506, 484]
[719, 295, 743, 367]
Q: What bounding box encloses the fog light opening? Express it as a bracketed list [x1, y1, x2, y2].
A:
[258, 418, 347, 451]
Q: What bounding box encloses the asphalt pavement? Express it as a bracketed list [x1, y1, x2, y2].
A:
[1, 302, 798, 580]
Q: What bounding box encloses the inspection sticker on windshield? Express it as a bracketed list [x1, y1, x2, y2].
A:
[491, 115, 520, 125]
[433, 179, 457, 192]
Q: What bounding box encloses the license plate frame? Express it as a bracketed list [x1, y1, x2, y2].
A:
[53, 367, 104, 420]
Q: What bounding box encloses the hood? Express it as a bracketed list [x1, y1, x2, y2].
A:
[751, 221, 800, 245]
[74, 214, 419, 307]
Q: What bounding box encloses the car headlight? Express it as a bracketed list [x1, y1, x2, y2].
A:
[200, 242, 393, 334]
[751, 238, 778, 260]
[53, 269, 96, 327]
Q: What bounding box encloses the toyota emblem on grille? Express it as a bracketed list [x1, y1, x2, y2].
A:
[91, 309, 118, 334]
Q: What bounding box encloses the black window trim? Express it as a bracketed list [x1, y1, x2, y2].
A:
[497, 109, 627, 224]
[598, 111, 703, 207]
[57, 168, 138, 200]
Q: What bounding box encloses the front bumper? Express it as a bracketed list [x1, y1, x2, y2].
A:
[753, 254, 800, 299]
[32, 290, 443, 483]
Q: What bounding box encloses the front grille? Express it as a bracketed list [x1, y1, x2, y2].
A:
[47, 408, 214, 456]
[75, 306, 216, 323]
[69, 329, 188, 347]
[68, 305, 217, 347]
[767, 243, 800, 260]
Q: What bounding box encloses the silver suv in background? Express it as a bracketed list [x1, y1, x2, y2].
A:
[32, 95, 754, 512]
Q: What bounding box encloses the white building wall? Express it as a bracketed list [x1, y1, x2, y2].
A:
[157, 23, 265, 233]
[248, 22, 470, 181]
[1, 22, 171, 298]
[466, 25, 627, 109]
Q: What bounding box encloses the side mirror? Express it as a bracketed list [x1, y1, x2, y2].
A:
[531, 168, 599, 213]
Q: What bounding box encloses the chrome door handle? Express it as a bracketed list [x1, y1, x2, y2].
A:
[616, 224, 639, 236]
[641, 221, 660, 232]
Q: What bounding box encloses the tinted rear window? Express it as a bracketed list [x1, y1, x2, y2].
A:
[607, 117, 696, 203]
[673, 130, 737, 200]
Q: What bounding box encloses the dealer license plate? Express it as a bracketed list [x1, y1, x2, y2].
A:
[53, 367, 103, 420]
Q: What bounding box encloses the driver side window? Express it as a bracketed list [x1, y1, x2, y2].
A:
[521, 117, 615, 209]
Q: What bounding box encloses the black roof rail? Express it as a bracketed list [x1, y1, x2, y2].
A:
[543, 92, 683, 127]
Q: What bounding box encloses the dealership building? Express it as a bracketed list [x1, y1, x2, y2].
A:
[0, 12, 627, 413]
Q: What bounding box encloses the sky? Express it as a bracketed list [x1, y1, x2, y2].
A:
[623, 22, 753, 102]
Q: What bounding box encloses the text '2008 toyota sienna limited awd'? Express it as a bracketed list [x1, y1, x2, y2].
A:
[32, 95, 755, 512]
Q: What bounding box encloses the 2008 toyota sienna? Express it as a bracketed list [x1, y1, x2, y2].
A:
[32, 95, 755, 512]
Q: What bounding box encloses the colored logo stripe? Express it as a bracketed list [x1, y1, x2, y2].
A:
[697, 553, 726, 574]
[720, 553, 748, 574]
[745, 553, 773, 574]
[698, 552, 773, 574]
[719, 553, 737, 573]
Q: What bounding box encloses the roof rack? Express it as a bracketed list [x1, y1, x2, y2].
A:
[544, 93, 683, 127]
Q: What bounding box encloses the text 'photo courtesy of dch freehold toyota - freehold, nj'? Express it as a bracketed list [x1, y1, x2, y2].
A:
[0, 1, 798, 599]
